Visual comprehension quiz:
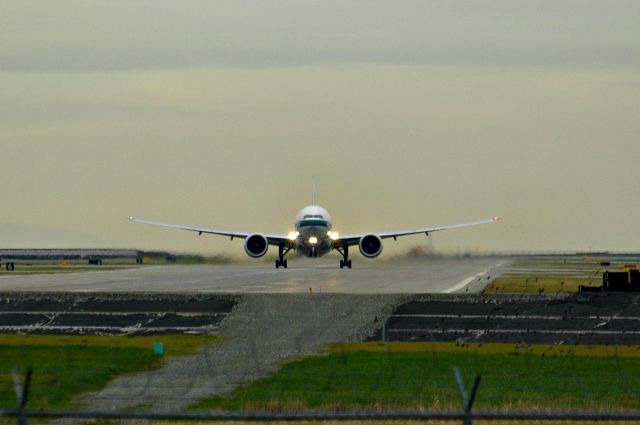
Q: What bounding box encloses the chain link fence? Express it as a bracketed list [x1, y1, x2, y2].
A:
[3, 340, 640, 424]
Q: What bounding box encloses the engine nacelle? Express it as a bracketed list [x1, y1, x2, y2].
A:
[244, 234, 269, 258]
[359, 234, 383, 258]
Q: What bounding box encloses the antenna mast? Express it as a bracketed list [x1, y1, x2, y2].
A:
[311, 177, 317, 205]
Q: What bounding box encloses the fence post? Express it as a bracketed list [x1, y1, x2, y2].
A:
[453, 367, 481, 425]
[11, 368, 32, 425]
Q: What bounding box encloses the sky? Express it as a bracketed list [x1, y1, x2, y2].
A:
[1, 0, 639, 256]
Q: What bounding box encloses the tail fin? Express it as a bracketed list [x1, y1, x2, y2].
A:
[311, 177, 317, 205]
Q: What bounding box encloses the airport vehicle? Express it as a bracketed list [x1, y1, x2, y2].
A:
[130, 197, 499, 268]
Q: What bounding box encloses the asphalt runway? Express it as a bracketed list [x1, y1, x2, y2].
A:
[0, 293, 237, 335]
[0, 257, 507, 293]
[373, 292, 640, 344]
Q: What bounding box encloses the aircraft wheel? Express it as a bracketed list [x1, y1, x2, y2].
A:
[275, 260, 280, 269]
[339, 260, 344, 269]
[283, 260, 288, 268]
[347, 260, 352, 269]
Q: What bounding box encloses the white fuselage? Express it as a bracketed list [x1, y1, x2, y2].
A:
[293, 205, 335, 258]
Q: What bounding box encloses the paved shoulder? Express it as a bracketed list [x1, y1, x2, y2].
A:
[81, 293, 407, 411]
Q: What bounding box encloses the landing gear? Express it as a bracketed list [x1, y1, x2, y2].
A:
[275, 259, 288, 269]
[339, 259, 352, 269]
[337, 245, 352, 269]
[275, 245, 291, 269]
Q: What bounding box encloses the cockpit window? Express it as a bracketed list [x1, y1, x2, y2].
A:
[303, 214, 324, 219]
[297, 219, 328, 228]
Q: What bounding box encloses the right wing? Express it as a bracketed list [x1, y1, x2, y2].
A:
[128, 217, 289, 245]
[336, 217, 501, 246]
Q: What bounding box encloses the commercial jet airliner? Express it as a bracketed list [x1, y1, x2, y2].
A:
[129, 194, 500, 268]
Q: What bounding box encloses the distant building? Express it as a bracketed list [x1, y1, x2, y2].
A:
[0, 249, 140, 260]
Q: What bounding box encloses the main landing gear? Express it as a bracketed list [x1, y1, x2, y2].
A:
[336, 245, 352, 269]
[275, 245, 291, 269]
[339, 259, 352, 269]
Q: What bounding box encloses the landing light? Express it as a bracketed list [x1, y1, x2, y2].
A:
[308, 236, 318, 245]
[288, 231, 299, 241]
[328, 231, 340, 240]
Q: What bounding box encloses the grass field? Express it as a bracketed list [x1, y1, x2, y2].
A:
[484, 276, 591, 293]
[157, 420, 640, 425]
[193, 342, 640, 412]
[0, 334, 216, 410]
[156, 421, 640, 425]
[484, 255, 640, 294]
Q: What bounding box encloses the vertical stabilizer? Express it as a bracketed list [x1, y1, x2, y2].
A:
[311, 177, 317, 205]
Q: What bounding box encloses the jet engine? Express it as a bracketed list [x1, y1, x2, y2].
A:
[359, 234, 383, 258]
[244, 234, 269, 258]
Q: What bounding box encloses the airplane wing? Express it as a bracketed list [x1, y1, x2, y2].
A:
[336, 217, 501, 246]
[128, 217, 290, 245]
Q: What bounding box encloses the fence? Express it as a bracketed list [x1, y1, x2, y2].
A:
[4, 331, 640, 424]
[4, 368, 640, 424]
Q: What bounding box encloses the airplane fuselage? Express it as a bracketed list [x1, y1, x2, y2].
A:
[293, 205, 335, 258]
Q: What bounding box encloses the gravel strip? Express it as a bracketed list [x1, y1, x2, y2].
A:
[80, 293, 407, 412]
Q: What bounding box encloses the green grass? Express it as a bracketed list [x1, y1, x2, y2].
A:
[154, 421, 640, 425]
[484, 276, 590, 293]
[483, 256, 640, 293]
[0, 334, 216, 410]
[193, 342, 640, 412]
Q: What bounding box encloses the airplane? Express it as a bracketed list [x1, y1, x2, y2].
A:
[129, 193, 500, 269]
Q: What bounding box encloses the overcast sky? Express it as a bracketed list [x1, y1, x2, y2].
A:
[1, 1, 639, 255]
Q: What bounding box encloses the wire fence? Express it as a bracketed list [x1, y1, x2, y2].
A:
[4, 367, 640, 424]
[5, 338, 640, 411]
[5, 408, 640, 424]
[0, 296, 640, 425]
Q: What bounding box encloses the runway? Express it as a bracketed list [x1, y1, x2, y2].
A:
[0, 257, 506, 293]
[372, 292, 640, 344]
[0, 293, 237, 335]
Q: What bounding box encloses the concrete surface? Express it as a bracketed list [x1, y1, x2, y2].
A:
[0, 257, 507, 293]
[81, 293, 407, 412]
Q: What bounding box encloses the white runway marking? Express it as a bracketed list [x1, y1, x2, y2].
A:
[441, 275, 478, 293]
[441, 261, 506, 293]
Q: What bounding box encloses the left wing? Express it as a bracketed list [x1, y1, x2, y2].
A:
[128, 217, 290, 246]
[336, 216, 501, 246]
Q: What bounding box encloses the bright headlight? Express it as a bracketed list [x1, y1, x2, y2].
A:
[328, 231, 340, 241]
[288, 231, 299, 241]
[308, 236, 318, 245]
